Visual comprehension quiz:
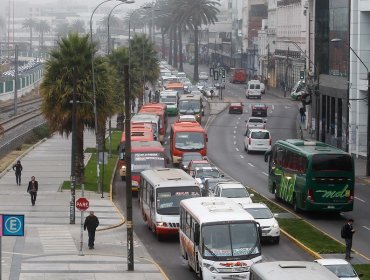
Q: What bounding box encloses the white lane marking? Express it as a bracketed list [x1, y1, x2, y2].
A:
[248, 163, 255, 167]
[236, 148, 239, 152]
[355, 196, 365, 203]
[262, 172, 269, 176]
[233, 135, 236, 138]
[234, 141, 236, 145]
[234, 126, 237, 129]
[233, 130, 236, 134]
[236, 121, 239, 125]
[240, 155, 244, 159]
[362, 226, 370, 231]
[238, 117, 241, 120]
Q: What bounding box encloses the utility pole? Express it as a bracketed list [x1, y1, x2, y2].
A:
[124, 64, 134, 271]
[366, 72, 370, 176]
[13, 44, 18, 115]
[284, 46, 289, 97]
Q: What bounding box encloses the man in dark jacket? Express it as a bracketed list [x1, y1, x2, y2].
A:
[27, 176, 38, 206]
[84, 211, 99, 249]
[342, 218, 355, 260]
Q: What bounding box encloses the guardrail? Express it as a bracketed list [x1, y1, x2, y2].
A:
[0, 121, 47, 159]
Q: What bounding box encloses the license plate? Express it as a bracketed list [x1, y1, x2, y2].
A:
[327, 205, 335, 209]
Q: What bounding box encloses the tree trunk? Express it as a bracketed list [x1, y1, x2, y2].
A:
[76, 119, 85, 185]
[168, 29, 173, 65]
[173, 25, 178, 69]
[161, 27, 165, 59]
[193, 26, 199, 82]
[179, 25, 183, 72]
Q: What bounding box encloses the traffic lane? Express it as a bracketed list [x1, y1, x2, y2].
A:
[113, 174, 197, 280]
[207, 109, 313, 261]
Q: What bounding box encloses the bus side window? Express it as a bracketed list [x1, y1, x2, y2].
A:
[186, 213, 192, 240]
[194, 222, 200, 245]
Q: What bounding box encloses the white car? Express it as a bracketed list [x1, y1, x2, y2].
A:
[199, 72, 209, 80]
[314, 259, 362, 280]
[244, 129, 271, 153]
[205, 87, 219, 98]
[245, 117, 266, 134]
[213, 182, 254, 205]
[193, 166, 223, 190]
[242, 203, 280, 244]
[246, 80, 262, 99]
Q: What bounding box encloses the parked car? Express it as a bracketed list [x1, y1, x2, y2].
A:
[229, 102, 244, 114]
[242, 203, 280, 244]
[244, 129, 271, 153]
[213, 181, 254, 204]
[246, 80, 262, 99]
[203, 178, 229, 197]
[314, 259, 362, 280]
[252, 104, 268, 117]
[179, 152, 203, 171]
[245, 117, 266, 134]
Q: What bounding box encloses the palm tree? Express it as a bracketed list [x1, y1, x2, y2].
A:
[40, 33, 114, 183]
[176, 0, 219, 82]
[22, 18, 36, 52]
[70, 19, 85, 34]
[35, 20, 51, 55]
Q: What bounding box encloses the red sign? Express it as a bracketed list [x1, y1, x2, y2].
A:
[76, 197, 89, 211]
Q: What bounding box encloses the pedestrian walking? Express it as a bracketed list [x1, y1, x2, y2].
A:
[84, 211, 99, 249]
[341, 218, 355, 260]
[27, 176, 38, 206]
[131, 99, 136, 113]
[12, 160, 23, 185]
[299, 107, 306, 123]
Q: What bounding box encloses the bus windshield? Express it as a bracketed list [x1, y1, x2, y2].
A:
[131, 152, 166, 173]
[160, 96, 177, 104]
[312, 154, 352, 172]
[175, 132, 205, 150]
[179, 100, 201, 114]
[202, 223, 260, 261]
[156, 186, 200, 215]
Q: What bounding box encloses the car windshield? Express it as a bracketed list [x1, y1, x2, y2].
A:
[131, 152, 165, 173]
[245, 208, 273, 219]
[251, 132, 270, 139]
[202, 223, 260, 260]
[325, 264, 357, 278]
[179, 100, 201, 114]
[175, 132, 205, 150]
[249, 118, 263, 123]
[160, 96, 177, 104]
[156, 186, 200, 215]
[312, 154, 353, 172]
[221, 187, 249, 198]
[196, 169, 220, 179]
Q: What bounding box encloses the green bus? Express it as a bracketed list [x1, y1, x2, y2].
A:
[265, 139, 354, 212]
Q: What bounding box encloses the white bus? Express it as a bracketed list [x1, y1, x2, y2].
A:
[160, 90, 178, 115]
[179, 197, 262, 280]
[250, 261, 341, 280]
[131, 113, 160, 141]
[140, 168, 201, 241]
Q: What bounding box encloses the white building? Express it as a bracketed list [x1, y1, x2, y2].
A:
[349, 1, 370, 157]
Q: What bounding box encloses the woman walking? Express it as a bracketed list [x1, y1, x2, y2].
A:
[12, 160, 23, 185]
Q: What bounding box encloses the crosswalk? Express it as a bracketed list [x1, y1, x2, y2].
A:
[38, 226, 77, 253]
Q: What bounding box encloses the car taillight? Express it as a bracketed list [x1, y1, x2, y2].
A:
[307, 188, 314, 202]
[349, 189, 354, 202]
[269, 138, 272, 145]
[249, 137, 251, 145]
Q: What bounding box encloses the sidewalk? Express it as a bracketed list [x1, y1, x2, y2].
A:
[0, 131, 166, 280]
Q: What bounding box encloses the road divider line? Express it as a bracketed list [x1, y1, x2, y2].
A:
[234, 141, 236, 145]
[240, 155, 244, 159]
[355, 196, 365, 202]
[236, 148, 239, 152]
[233, 130, 236, 134]
[236, 122, 239, 125]
[233, 135, 236, 138]
[248, 163, 255, 167]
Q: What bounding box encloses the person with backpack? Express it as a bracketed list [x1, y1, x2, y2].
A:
[341, 218, 355, 260]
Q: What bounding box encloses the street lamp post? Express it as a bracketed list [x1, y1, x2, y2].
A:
[331, 38, 370, 175]
[90, 0, 126, 194]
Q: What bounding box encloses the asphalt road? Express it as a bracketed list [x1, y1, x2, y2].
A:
[112, 71, 314, 279]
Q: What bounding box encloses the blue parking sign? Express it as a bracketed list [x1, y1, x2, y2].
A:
[2, 215, 24, 236]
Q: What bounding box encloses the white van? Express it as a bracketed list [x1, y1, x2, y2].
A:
[246, 80, 262, 99]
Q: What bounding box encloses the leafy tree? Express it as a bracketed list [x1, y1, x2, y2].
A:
[35, 20, 51, 54]
[40, 33, 114, 183]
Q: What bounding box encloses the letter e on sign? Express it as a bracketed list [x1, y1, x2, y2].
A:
[76, 197, 89, 211]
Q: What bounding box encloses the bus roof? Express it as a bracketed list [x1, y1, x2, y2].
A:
[179, 94, 202, 101]
[131, 141, 164, 152]
[251, 261, 340, 280]
[180, 197, 254, 224]
[166, 82, 184, 88]
[141, 168, 199, 188]
[171, 121, 205, 133]
[142, 103, 167, 110]
[275, 139, 350, 156]
[120, 131, 154, 142]
[131, 113, 159, 122]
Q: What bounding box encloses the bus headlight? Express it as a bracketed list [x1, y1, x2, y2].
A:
[204, 263, 219, 273]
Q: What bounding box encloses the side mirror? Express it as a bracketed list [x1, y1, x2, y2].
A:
[194, 224, 200, 245]
[274, 213, 279, 217]
[250, 193, 255, 198]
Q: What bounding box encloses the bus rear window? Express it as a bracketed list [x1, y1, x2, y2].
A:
[312, 154, 352, 172]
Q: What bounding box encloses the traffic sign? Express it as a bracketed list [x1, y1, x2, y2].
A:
[2, 214, 24, 236]
[76, 197, 89, 211]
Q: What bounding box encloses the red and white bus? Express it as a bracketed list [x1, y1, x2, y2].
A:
[131, 113, 160, 141]
[139, 168, 201, 240]
[131, 141, 167, 191]
[139, 103, 168, 143]
[118, 131, 154, 180]
[170, 120, 207, 164]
